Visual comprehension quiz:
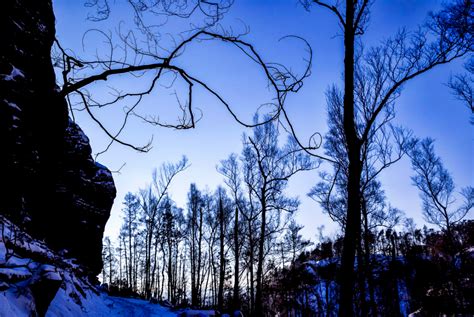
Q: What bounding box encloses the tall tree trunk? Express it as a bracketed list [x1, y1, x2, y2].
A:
[362, 203, 377, 316]
[108, 246, 113, 286]
[357, 237, 366, 317]
[168, 239, 173, 302]
[133, 241, 138, 291]
[123, 239, 129, 288]
[218, 196, 226, 313]
[181, 250, 187, 305]
[339, 1, 361, 316]
[209, 243, 217, 306]
[160, 244, 166, 299]
[128, 217, 133, 289]
[233, 206, 240, 310]
[151, 233, 160, 297]
[255, 190, 267, 316]
[145, 221, 154, 299]
[118, 245, 122, 288]
[248, 220, 255, 315]
[191, 221, 197, 306]
[197, 207, 203, 306]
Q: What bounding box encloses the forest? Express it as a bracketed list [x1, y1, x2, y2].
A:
[78, 1, 473, 315]
[62, 0, 474, 315]
[100, 118, 473, 316]
[0, 0, 472, 316]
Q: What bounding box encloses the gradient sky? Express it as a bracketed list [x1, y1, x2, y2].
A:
[53, 0, 473, 241]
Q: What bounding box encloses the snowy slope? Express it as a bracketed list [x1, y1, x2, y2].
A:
[47, 294, 177, 317]
[0, 216, 177, 317]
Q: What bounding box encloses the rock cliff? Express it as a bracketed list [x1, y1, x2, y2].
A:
[0, 0, 116, 276]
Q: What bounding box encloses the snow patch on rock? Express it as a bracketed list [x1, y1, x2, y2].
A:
[3, 66, 25, 81]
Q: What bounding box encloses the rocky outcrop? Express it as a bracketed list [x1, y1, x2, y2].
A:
[54, 120, 116, 275]
[0, 0, 115, 275]
[0, 216, 97, 316]
[1, 217, 179, 317]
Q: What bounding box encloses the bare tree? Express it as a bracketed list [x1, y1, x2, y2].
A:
[84, 0, 233, 27]
[448, 57, 474, 123]
[187, 183, 205, 307]
[121, 192, 140, 290]
[159, 195, 185, 304]
[53, 0, 311, 156]
[308, 83, 411, 315]
[140, 156, 189, 298]
[215, 186, 232, 313]
[283, 220, 312, 264]
[102, 236, 115, 286]
[218, 153, 244, 310]
[409, 138, 473, 240]
[242, 115, 317, 315]
[297, 1, 472, 314]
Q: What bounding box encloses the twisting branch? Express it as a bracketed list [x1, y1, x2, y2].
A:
[448, 57, 474, 123]
[76, 89, 153, 152]
[55, 25, 312, 154]
[312, 1, 346, 28]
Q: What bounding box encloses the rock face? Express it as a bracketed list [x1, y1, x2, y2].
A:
[0, 0, 116, 275]
[0, 216, 97, 316]
[0, 219, 179, 316]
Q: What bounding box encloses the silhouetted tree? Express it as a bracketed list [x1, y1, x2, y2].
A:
[139, 157, 188, 298]
[121, 192, 140, 290]
[187, 183, 205, 307]
[449, 55, 474, 124]
[219, 153, 244, 310]
[215, 186, 232, 312]
[242, 115, 317, 315]
[102, 236, 115, 286]
[410, 138, 473, 243]
[159, 195, 185, 304]
[309, 61, 411, 315]
[298, 1, 473, 314]
[283, 220, 312, 265]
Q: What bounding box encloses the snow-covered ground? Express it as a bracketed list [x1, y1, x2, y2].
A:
[47, 294, 177, 317]
[0, 216, 175, 317]
[0, 216, 223, 317]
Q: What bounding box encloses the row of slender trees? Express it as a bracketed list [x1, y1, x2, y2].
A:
[102, 109, 472, 315]
[102, 117, 315, 315]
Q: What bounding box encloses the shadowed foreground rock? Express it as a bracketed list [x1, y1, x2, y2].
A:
[0, 0, 115, 276]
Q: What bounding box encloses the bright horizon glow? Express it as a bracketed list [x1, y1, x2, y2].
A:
[53, 0, 473, 242]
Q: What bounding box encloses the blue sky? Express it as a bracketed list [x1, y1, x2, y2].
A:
[53, 0, 473, 241]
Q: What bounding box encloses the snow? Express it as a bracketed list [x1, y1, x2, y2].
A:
[179, 309, 218, 316]
[5, 101, 21, 112]
[5, 255, 31, 267]
[47, 294, 178, 317]
[408, 308, 422, 316]
[43, 271, 62, 281]
[0, 290, 36, 317]
[3, 66, 25, 81]
[67, 120, 90, 144]
[12, 21, 24, 31]
[0, 267, 32, 280]
[95, 167, 112, 179]
[13, 238, 55, 260]
[0, 243, 6, 264]
[0, 216, 180, 317]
